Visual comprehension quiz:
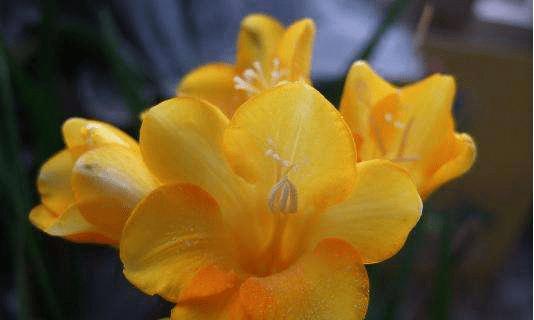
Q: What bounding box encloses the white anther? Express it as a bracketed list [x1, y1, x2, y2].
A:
[384, 113, 393, 122]
[272, 57, 280, 68]
[243, 69, 256, 80]
[234, 59, 288, 95]
[265, 149, 274, 157]
[83, 124, 99, 145]
[282, 160, 291, 167]
[272, 153, 281, 161]
[268, 176, 298, 214]
[252, 61, 262, 72]
[394, 121, 405, 129]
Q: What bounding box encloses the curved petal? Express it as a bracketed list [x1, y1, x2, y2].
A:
[398, 74, 456, 160]
[37, 149, 76, 214]
[236, 14, 285, 73]
[120, 183, 240, 302]
[29, 204, 114, 244]
[421, 133, 477, 198]
[339, 61, 397, 159]
[71, 145, 158, 239]
[238, 238, 369, 319]
[62, 117, 138, 152]
[310, 160, 422, 264]
[171, 292, 245, 320]
[140, 97, 251, 214]
[223, 82, 357, 213]
[177, 63, 246, 118]
[277, 18, 315, 82]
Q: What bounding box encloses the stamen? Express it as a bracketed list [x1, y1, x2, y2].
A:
[370, 116, 387, 156]
[394, 120, 405, 129]
[83, 124, 99, 146]
[268, 176, 298, 214]
[233, 75, 260, 95]
[265, 142, 298, 214]
[243, 69, 257, 80]
[234, 58, 289, 95]
[396, 118, 414, 159]
[384, 113, 393, 122]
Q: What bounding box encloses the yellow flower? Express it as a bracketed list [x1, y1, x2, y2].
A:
[120, 82, 422, 319]
[340, 61, 477, 198]
[177, 14, 315, 118]
[29, 118, 159, 244]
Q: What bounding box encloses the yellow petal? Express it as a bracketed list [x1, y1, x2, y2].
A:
[171, 292, 244, 320]
[223, 82, 357, 213]
[140, 97, 249, 216]
[238, 238, 369, 319]
[277, 18, 315, 82]
[420, 133, 477, 198]
[310, 160, 422, 264]
[236, 14, 285, 72]
[71, 145, 158, 239]
[62, 117, 138, 152]
[120, 183, 240, 302]
[29, 204, 114, 244]
[339, 61, 397, 159]
[398, 74, 456, 161]
[37, 149, 76, 214]
[177, 63, 246, 118]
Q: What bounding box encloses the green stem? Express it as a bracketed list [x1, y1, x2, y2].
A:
[382, 211, 426, 320]
[0, 36, 62, 320]
[355, 0, 411, 61]
[430, 215, 454, 320]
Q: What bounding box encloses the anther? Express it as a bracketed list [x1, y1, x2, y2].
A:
[268, 176, 298, 214]
[394, 121, 405, 129]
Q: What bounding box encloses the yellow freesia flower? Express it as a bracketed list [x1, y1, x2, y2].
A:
[29, 118, 159, 244]
[177, 14, 315, 118]
[120, 82, 422, 319]
[340, 61, 477, 198]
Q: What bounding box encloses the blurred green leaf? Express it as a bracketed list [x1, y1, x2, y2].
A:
[0, 36, 62, 320]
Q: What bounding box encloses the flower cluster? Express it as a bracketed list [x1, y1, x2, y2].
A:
[29, 14, 476, 320]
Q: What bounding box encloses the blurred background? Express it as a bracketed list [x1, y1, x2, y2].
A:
[0, 0, 531, 319]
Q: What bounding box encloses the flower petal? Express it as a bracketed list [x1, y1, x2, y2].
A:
[421, 133, 476, 198]
[277, 18, 315, 82]
[310, 160, 422, 264]
[171, 292, 243, 320]
[238, 238, 369, 319]
[398, 74, 456, 161]
[37, 149, 76, 214]
[140, 97, 250, 216]
[339, 61, 397, 160]
[120, 183, 240, 302]
[236, 14, 285, 73]
[177, 63, 246, 118]
[223, 82, 357, 213]
[71, 145, 158, 239]
[62, 117, 138, 152]
[29, 204, 114, 244]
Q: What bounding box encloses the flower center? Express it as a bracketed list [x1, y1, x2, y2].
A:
[233, 58, 288, 96]
[255, 140, 299, 274]
[264, 139, 298, 214]
[370, 111, 419, 163]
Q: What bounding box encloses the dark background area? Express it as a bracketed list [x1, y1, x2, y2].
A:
[0, 0, 532, 319]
